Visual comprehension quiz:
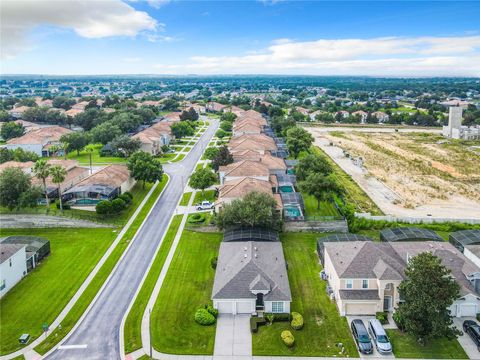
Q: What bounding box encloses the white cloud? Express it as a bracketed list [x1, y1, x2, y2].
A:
[146, 0, 171, 9]
[0, 0, 158, 59]
[154, 35, 480, 76]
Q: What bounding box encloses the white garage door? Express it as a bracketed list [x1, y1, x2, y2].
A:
[216, 301, 234, 314]
[236, 301, 254, 314]
[459, 304, 477, 317]
[346, 303, 377, 315]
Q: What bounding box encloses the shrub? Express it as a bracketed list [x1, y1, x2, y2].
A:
[123, 191, 133, 199]
[210, 256, 218, 269]
[194, 308, 216, 326]
[55, 201, 71, 210]
[281, 330, 295, 347]
[477, 313, 480, 322]
[111, 198, 126, 213]
[188, 213, 206, 223]
[250, 316, 267, 333]
[376, 311, 388, 324]
[119, 193, 132, 204]
[265, 313, 274, 323]
[206, 304, 218, 318]
[291, 312, 304, 330]
[96, 200, 112, 214]
[393, 311, 405, 331]
[265, 312, 290, 322]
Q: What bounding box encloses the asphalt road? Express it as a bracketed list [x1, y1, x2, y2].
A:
[46, 120, 218, 360]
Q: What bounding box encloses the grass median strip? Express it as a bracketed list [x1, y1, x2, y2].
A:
[179, 192, 192, 206]
[123, 214, 183, 354]
[33, 176, 169, 355]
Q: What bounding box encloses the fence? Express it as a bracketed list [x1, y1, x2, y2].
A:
[355, 212, 480, 225]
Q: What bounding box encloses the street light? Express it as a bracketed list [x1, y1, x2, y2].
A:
[149, 308, 153, 359]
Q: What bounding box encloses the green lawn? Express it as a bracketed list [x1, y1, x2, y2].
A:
[0, 227, 117, 354]
[387, 330, 467, 359]
[150, 230, 222, 354]
[34, 176, 169, 355]
[66, 144, 126, 164]
[123, 215, 183, 353]
[193, 190, 217, 204]
[179, 192, 192, 206]
[302, 193, 342, 219]
[252, 232, 358, 357]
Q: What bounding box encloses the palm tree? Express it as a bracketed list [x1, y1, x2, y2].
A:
[85, 144, 97, 174]
[32, 159, 51, 211]
[50, 165, 67, 212]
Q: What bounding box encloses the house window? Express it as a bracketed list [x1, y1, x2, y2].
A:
[385, 283, 392, 291]
[271, 301, 284, 313]
[362, 279, 369, 289]
[346, 279, 353, 289]
[0, 280, 5, 291]
[9, 259, 12, 267]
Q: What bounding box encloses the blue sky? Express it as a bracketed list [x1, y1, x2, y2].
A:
[1, 0, 480, 76]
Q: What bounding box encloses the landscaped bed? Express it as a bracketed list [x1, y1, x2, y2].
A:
[0, 227, 117, 354]
[386, 329, 467, 359]
[252, 232, 358, 357]
[150, 230, 222, 355]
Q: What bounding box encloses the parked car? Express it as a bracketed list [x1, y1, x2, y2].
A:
[351, 319, 373, 354]
[463, 320, 480, 351]
[196, 201, 214, 210]
[368, 319, 393, 354]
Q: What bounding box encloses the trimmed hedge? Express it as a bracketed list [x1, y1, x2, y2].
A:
[188, 213, 206, 223]
[265, 312, 290, 323]
[206, 305, 218, 318]
[281, 330, 295, 347]
[376, 311, 388, 324]
[250, 316, 267, 333]
[194, 308, 216, 326]
[291, 312, 304, 330]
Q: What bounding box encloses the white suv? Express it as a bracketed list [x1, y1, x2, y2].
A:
[196, 201, 214, 211]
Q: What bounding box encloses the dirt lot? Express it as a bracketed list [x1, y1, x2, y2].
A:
[307, 127, 480, 220]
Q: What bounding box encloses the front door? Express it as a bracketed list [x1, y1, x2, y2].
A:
[256, 293, 264, 311]
[383, 296, 392, 311]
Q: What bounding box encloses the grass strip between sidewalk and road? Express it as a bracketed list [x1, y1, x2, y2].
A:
[123, 214, 183, 354]
[179, 192, 192, 206]
[33, 176, 169, 355]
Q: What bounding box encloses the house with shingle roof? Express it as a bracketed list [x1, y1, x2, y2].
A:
[323, 240, 480, 317]
[212, 239, 291, 314]
[132, 121, 173, 155]
[4, 126, 72, 156]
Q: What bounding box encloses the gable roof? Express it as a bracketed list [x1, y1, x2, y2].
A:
[218, 177, 273, 199]
[75, 164, 130, 188]
[212, 241, 291, 301]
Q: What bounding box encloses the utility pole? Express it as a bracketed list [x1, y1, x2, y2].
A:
[149, 308, 153, 359]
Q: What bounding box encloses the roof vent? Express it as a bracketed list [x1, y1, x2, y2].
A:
[254, 254, 258, 258]
[244, 247, 247, 251]
[254, 247, 257, 251]
[244, 254, 248, 258]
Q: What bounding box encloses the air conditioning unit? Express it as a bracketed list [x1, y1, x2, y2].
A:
[329, 293, 335, 301]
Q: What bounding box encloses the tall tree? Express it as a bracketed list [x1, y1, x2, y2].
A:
[50, 165, 67, 211]
[395, 252, 461, 345]
[127, 151, 164, 188]
[60, 132, 88, 155]
[189, 168, 217, 195]
[32, 159, 52, 209]
[1, 122, 25, 140]
[211, 145, 233, 171]
[171, 122, 194, 139]
[299, 173, 341, 209]
[109, 135, 141, 157]
[215, 191, 282, 231]
[295, 153, 333, 181]
[286, 126, 314, 158]
[0, 167, 39, 210]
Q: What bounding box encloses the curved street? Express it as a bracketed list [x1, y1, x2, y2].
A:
[45, 119, 218, 360]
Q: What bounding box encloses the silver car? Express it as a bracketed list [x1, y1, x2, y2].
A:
[368, 319, 392, 355]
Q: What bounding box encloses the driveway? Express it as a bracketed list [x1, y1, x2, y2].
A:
[214, 314, 251, 357]
[454, 317, 480, 360]
[346, 316, 395, 359]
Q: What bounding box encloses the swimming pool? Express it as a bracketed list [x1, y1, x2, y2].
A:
[279, 186, 294, 193]
[284, 206, 301, 218]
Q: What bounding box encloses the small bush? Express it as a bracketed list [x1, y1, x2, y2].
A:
[55, 201, 71, 210]
[265, 313, 290, 322]
[376, 311, 388, 324]
[281, 330, 295, 347]
[188, 213, 206, 223]
[111, 198, 126, 213]
[250, 316, 267, 333]
[119, 193, 132, 204]
[393, 311, 405, 331]
[291, 312, 304, 330]
[477, 313, 480, 322]
[123, 191, 133, 199]
[206, 305, 218, 318]
[210, 256, 218, 269]
[194, 308, 216, 326]
[96, 200, 112, 214]
[265, 313, 274, 323]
